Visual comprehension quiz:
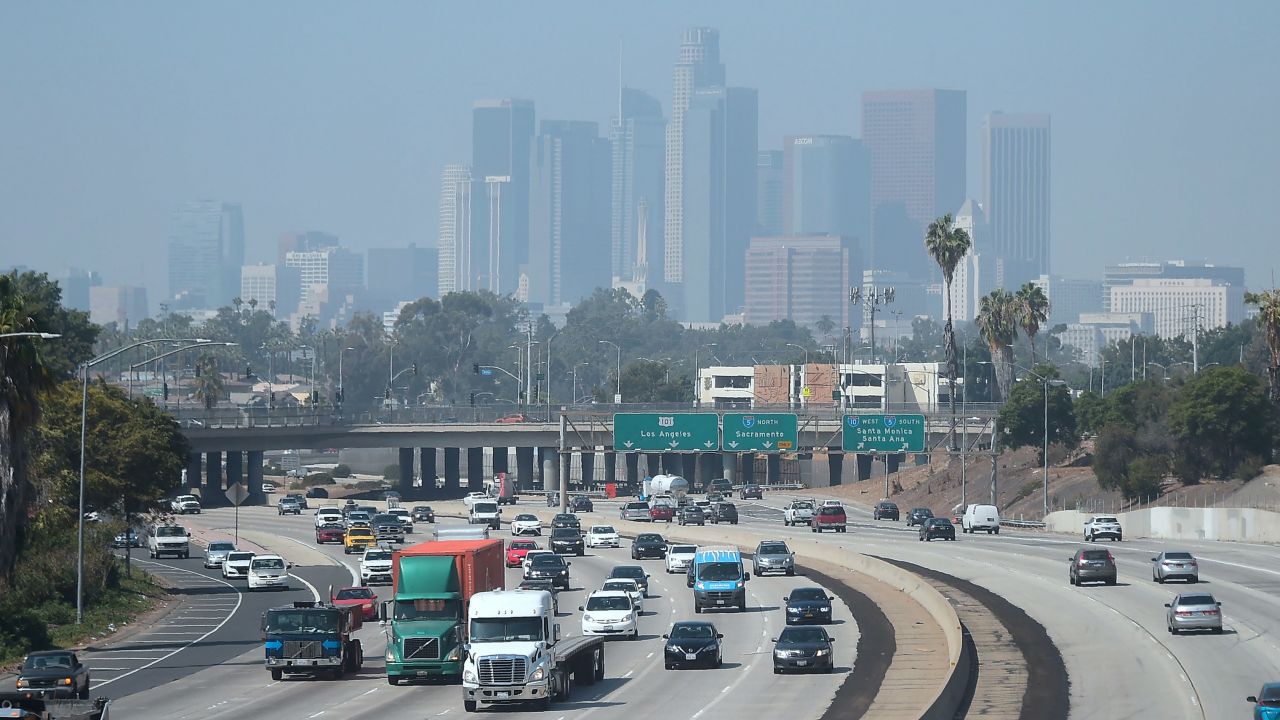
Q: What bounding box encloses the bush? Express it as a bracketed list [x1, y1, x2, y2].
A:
[382, 464, 400, 481]
[302, 472, 335, 487]
[1235, 454, 1266, 482]
[332, 464, 352, 479]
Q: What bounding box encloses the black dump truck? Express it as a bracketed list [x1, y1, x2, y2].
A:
[262, 600, 364, 681]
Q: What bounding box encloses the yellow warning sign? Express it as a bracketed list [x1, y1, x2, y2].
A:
[801, 386, 812, 397]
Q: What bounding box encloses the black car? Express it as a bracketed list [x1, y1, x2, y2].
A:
[608, 565, 650, 597]
[906, 507, 934, 527]
[305, 486, 330, 499]
[919, 517, 956, 541]
[663, 621, 723, 669]
[677, 505, 706, 526]
[525, 553, 572, 589]
[772, 626, 835, 674]
[784, 587, 834, 625]
[873, 501, 900, 521]
[15, 650, 91, 699]
[550, 527, 585, 556]
[411, 505, 435, 523]
[631, 533, 668, 560]
[709, 502, 738, 525]
[739, 484, 763, 500]
[552, 513, 580, 530]
[570, 496, 594, 513]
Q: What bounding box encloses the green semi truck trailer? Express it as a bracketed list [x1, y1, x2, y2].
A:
[382, 538, 505, 685]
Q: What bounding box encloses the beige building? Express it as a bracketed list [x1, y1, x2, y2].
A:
[1109, 278, 1244, 339]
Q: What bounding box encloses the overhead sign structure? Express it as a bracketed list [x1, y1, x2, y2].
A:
[722, 413, 798, 452]
[841, 414, 926, 453]
[613, 413, 719, 452]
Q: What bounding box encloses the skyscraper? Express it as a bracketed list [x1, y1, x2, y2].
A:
[664, 27, 725, 291]
[367, 244, 438, 311]
[529, 120, 612, 307]
[782, 135, 871, 244]
[861, 90, 966, 279]
[744, 235, 858, 329]
[437, 165, 473, 295]
[240, 263, 301, 318]
[681, 86, 758, 323]
[284, 247, 364, 304]
[89, 286, 148, 328]
[472, 99, 535, 295]
[167, 200, 244, 309]
[756, 150, 784, 236]
[983, 112, 1051, 287]
[610, 88, 666, 285]
[277, 231, 338, 267]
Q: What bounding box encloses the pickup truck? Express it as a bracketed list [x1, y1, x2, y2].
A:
[810, 505, 847, 533]
[783, 501, 815, 527]
[170, 494, 202, 515]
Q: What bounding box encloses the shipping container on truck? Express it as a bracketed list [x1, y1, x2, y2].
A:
[384, 539, 504, 685]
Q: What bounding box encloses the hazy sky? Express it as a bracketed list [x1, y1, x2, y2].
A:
[3, 1, 1278, 293]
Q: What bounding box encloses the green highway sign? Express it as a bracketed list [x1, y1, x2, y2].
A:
[722, 413, 798, 452]
[613, 413, 719, 452]
[842, 414, 926, 453]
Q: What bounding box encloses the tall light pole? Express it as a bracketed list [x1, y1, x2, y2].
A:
[981, 359, 1067, 517]
[0, 332, 62, 340]
[78, 337, 213, 624]
[338, 346, 354, 407]
[599, 340, 621, 403]
[571, 362, 589, 403]
[693, 343, 717, 408]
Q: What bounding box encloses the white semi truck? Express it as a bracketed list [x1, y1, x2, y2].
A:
[461, 589, 605, 713]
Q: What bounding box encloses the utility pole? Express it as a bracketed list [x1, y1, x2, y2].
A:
[850, 285, 894, 364]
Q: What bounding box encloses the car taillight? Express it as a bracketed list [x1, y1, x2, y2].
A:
[1176, 610, 1194, 617]
[1203, 609, 1219, 615]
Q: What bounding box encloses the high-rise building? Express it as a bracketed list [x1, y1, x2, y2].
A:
[284, 247, 364, 304]
[783, 135, 871, 244]
[983, 112, 1051, 287]
[167, 200, 244, 309]
[61, 268, 102, 312]
[664, 27, 726, 290]
[681, 86, 758, 323]
[472, 99, 535, 295]
[437, 165, 473, 295]
[744, 235, 858, 330]
[529, 120, 613, 307]
[1031, 274, 1103, 327]
[89, 286, 148, 328]
[1103, 261, 1245, 312]
[367, 244, 438, 312]
[277, 231, 338, 267]
[861, 90, 966, 279]
[610, 89, 666, 286]
[240, 263, 301, 317]
[1109, 278, 1245, 339]
[756, 151, 784, 237]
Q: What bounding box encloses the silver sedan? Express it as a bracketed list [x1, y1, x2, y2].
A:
[1165, 592, 1223, 635]
[1152, 551, 1199, 583]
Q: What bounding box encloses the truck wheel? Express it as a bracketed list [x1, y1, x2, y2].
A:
[387, 675, 400, 686]
[271, 669, 283, 681]
[994, 528, 999, 535]
[693, 603, 702, 614]
[464, 699, 478, 713]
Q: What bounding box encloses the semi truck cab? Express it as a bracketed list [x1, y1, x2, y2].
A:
[462, 590, 557, 711]
[262, 601, 363, 680]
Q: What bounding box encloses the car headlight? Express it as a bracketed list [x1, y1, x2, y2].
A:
[773, 650, 787, 658]
[386, 650, 397, 662]
[583, 614, 595, 622]
[16, 679, 29, 688]
[445, 646, 461, 662]
[735, 581, 744, 589]
[530, 666, 545, 682]
[463, 667, 477, 683]
[816, 648, 830, 657]
[695, 581, 705, 591]
[61, 677, 74, 686]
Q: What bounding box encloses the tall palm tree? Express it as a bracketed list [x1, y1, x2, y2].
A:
[0, 275, 54, 576]
[1014, 282, 1051, 366]
[976, 289, 1018, 401]
[925, 213, 971, 448]
[192, 354, 224, 410]
[1245, 289, 1280, 403]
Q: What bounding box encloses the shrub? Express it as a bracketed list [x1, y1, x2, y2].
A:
[302, 472, 335, 487]
[332, 464, 352, 479]
[382, 464, 400, 481]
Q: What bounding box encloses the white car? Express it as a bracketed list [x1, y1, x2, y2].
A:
[509, 513, 543, 536]
[360, 548, 394, 585]
[170, 494, 202, 515]
[222, 551, 255, 579]
[601, 578, 644, 612]
[247, 554, 291, 591]
[665, 544, 697, 574]
[262, 483, 276, 493]
[522, 549, 555, 574]
[579, 590, 638, 639]
[585, 525, 621, 548]
[314, 506, 343, 527]
[462, 491, 490, 509]
[1084, 516, 1123, 542]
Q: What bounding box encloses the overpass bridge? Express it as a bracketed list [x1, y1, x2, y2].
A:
[173, 404, 999, 508]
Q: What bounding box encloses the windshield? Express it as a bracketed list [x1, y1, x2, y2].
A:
[759, 543, 789, 554]
[394, 598, 460, 620]
[1081, 550, 1110, 560]
[670, 624, 714, 639]
[348, 513, 369, 521]
[625, 502, 648, 510]
[671, 545, 697, 555]
[1260, 685, 1280, 703]
[790, 588, 827, 602]
[473, 503, 498, 513]
[592, 526, 616, 534]
[637, 534, 662, 543]
[587, 595, 633, 611]
[792, 502, 813, 510]
[252, 558, 285, 570]
[470, 617, 543, 642]
[156, 527, 186, 537]
[530, 555, 566, 568]
[780, 627, 829, 644]
[515, 514, 537, 522]
[365, 551, 392, 562]
[373, 515, 398, 524]
[1094, 517, 1118, 523]
[23, 654, 74, 670]
[208, 542, 235, 552]
[335, 588, 373, 600]
[611, 567, 644, 580]
[603, 580, 636, 592]
[931, 518, 953, 526]
[511, 541, 537, 550]
[265, 609, 337, 634]
[699, 562, 741, 581]
[551, 528, 578, 538]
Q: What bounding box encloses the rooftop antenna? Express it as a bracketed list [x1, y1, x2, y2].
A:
[617, 39, 624, 120]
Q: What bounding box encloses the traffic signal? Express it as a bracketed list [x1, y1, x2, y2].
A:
[469, 391, 476, 406]
[473, 363, 480, 375]
[384, 387, 391, 400]
[411, 363, 418, 376]
[245, 364, 252, 379]
[311, 390, 318, 405]
[162, 382, 169, 401]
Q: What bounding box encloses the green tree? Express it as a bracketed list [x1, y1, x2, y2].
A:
[1093, 424, 1166, 501]
[6, 271, 98, 378]
[1245, 289, 1280, 403]
[1013, 282, 1051, 366]
[925, 213, 971, 449]
[616, 360, 692, 403]
[996, 368, 1077, 461]
[977, 289, 1018, 401]
[1168, 366, 1276, 482]
[192, 354, 224, 410]
[1073, 391, 1108, 435]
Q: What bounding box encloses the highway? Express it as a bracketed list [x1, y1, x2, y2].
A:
[104, 506, 859, 720]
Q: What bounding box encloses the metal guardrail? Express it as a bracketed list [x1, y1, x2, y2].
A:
[1001, 518, 1048, 528]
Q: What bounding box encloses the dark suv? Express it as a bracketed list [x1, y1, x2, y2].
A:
[677, 505, 706, 526]
[1069, 548, 1117, 586]
[906, 507, 934, 527]
[739, 484, 763, 500]
[550, 527, 585, 556]
[873, 501, 900, 521]
[709, 502, 738, 525]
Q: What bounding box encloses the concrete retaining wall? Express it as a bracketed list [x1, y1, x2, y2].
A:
[1045, 507, 1280, 543]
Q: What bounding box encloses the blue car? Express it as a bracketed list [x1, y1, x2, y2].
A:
[1249, 682, 1280, 720]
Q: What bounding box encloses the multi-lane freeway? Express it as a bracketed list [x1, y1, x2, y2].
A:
[81, 491, 1279, 720]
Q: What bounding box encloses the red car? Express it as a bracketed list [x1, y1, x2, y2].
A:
[649, 504, 674, 522]
[507, 540, 540, 568]
[331, 586, 379, 621]
[496, 414, 528, 424]
[811, 505, 847, 533]
[315, 523, 345, 544]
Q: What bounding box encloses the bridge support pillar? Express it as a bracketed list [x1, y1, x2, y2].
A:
[203, 451, 226, 507]
[560, 452, 572, 490]
[697, 453, 720, 488]
[419, 447, 437, 500]
[544, 448, 559, 493]
[828, 453, 844, 486]
[186, 453, 202, 493]
[443, 448, 461, 497]
[766, 454, 781, 486]
[247, 451, 264, 505]
[492, 447, 509, 478]
[644, 454, 660, 478]
[603, 452, 616, 487]
[467, 447, 484, 490]
[739, 454, 754, 486]
[624, 453, 639, 489]
[680, 455, 696, 486]
[516, 447, 534, 494]
[886, 453, 902, 475]
[856, 454, 872, 481]
[225, 451, 244, 504]
[398, 448, 415, 497]
[660, 453, 678, 475]
[580, 451, 595, 489]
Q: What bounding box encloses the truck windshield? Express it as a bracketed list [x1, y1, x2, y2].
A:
[474, 503, 497, 513]
[699, 562, 742, 581]
[394, 598, 460, 621]
[157, 527, 186, 537]
[470, 616, 543, 642]
[265, 610, 337, 633]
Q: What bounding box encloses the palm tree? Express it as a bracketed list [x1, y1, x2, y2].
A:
[976, 289, 1018, 401]
[814, 315, 836, 348]
[925, 213, 971, 448]
[192, 354, 224, 410]
[0, 275, 54, 576]
[1014, 282, 1051, 366]
[1245, 289, 1280, 403]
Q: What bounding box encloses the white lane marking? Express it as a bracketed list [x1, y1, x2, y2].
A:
[360, 687, 378, 697]
[291, 570, 323, 602]
[646, 652, 654, 659]
[90, 559, 243, 690]
[308, 712, 326, 718]
[623, 669, 633, 678]
[281, 535, 361, 585]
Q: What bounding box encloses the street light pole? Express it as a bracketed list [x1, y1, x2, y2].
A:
[599, 340, 621, 403]
[693, 343, 717, 408]
[338, 346, 354, 407]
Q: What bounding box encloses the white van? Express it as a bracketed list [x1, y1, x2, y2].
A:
[962, 504, 1001, 534]
[148, 524, 191, 559]
[469, 500, 501, 529]
[247, 554, 292, 591]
